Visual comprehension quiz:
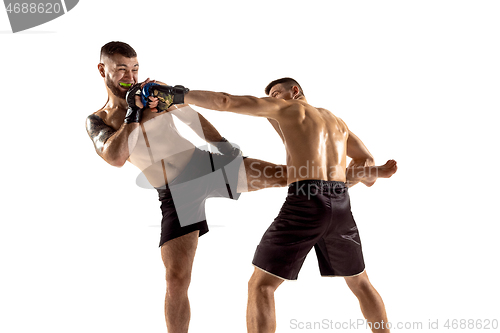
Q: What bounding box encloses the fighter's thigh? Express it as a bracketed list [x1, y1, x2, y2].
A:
[241, 158, 287, 192]
[161, 230, 199, 274]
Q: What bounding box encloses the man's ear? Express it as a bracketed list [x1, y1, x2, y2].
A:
[292, 85, 300, 99]
[97, 63, 105, 78]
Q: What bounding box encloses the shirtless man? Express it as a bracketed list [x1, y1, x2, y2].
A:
[85, 41, 292, 333]
[177, 77, 397, 333]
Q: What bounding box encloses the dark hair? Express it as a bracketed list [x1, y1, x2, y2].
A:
[264, 77, 304, 97]
[100, 41, 137, 60]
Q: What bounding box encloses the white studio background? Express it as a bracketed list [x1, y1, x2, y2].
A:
[1, 1, 499, 332]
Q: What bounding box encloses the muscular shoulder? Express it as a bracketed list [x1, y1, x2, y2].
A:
[275, 100, 307, 122]
[86, 110, 109, 134]
[334, 114, 349, 134]
[313, 107, 349, 133]
[86, 111, 115, 153]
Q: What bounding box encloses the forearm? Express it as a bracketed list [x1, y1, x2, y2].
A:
[349, 156, 375, 168]
[184, 90, 277, 118]
[184, 90, 231, 113]
[346, 129, 375, 167]
[345, 157, 375, 187]
[346, 165, 375, 186]
[101, 123, 140, 167]
[346, 159, 398, 187]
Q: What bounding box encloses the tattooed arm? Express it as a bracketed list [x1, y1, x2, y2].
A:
[85, 114, 140, 167]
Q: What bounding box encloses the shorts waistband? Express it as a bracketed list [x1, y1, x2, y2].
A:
[288, 180, 347, 195]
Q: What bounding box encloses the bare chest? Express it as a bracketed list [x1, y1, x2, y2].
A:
[105, 108, 164, 131]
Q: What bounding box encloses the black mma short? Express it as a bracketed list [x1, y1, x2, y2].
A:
[252, 180, 365, 280]
[156, 147, 244, 247]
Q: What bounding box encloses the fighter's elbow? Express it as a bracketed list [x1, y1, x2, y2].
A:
[214, 93, 232, 111]
[108, 158, 126, 168]
[362, 179, 376, 187]
[101, 150, 127, 168]
[110, 154, 129, 167]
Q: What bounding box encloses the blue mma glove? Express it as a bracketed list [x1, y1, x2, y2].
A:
[142, 83, 190, 112]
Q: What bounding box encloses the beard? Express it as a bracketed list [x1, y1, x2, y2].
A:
[106, 74, 127, 99]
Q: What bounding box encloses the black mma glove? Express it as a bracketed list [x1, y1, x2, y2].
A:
[216, 137, 242, 158]
[124, 83, 145, 124]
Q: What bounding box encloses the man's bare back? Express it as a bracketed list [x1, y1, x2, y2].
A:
[266, 101, 349, 184]
[179, 77, 395, 333]
[263, 78, 350, 183]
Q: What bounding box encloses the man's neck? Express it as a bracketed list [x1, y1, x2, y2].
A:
[105, 90, 128, 111]
[294, 96, 308, 104]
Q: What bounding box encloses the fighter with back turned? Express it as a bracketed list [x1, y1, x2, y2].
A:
[149, 77, 397, 333]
